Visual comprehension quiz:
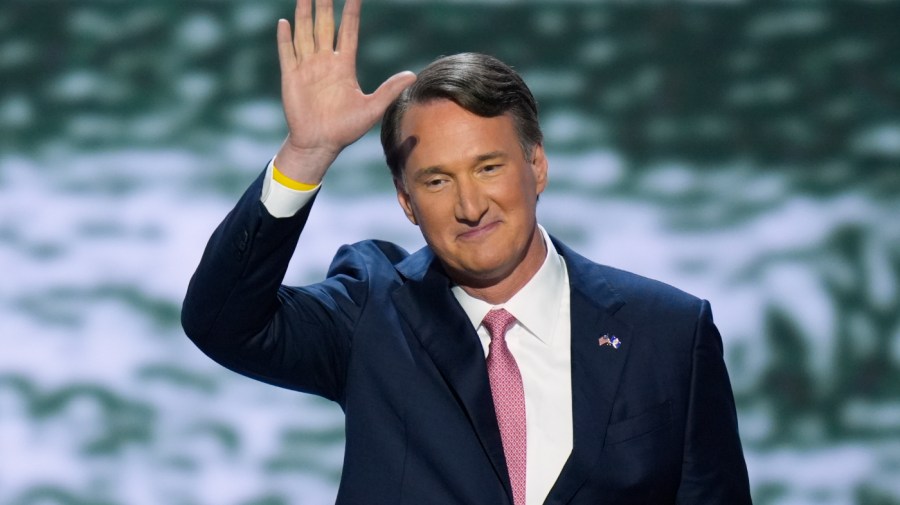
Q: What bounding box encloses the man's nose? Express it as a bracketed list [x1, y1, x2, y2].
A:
[454, 178, 488, 224]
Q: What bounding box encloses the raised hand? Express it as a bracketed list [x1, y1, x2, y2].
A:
[274, 0, 417, 184]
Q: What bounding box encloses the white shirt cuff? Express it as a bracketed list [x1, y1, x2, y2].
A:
[260, 157, 320, 218]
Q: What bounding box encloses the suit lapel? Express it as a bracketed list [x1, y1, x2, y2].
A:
[545, 241, 634, 504]
[392, 249, 513, 503]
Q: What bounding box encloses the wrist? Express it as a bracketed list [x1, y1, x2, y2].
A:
[275, 138, 340, 185]
[272, 162, 320, 191]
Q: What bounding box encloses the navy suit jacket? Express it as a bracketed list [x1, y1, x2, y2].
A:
[182, 173, 751, 504]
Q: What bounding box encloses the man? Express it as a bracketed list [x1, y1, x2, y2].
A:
[182, 0, 752, 503]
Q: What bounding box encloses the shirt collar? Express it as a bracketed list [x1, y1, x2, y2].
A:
[451, 225, 567, 345]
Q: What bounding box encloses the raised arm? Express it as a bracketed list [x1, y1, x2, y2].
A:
[273, 0, 416, 184]
[182, 0, 414, 399]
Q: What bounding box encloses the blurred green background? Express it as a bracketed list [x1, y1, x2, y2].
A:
[1, 1, 899, 504]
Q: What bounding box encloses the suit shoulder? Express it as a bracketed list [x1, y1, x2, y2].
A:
[597, 264, 702, 309]
[327, 239, 412, 276]
[347, 239, 410, 264]
[554, 236, 703, 313]
[568, 253, 706, 323]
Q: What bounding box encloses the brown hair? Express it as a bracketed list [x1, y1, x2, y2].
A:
[380, 53, 542, 182]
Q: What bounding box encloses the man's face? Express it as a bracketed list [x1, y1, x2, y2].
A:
[395, 99, 548, 291]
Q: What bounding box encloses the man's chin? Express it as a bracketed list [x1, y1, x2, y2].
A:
[445, 263, 511, 290]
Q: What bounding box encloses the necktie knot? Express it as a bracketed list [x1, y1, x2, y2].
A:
[483, 308, 517, 342]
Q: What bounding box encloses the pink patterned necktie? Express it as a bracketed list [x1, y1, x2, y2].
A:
[483, 308, 526, 505]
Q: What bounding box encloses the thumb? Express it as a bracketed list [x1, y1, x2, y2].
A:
[370, 71, 417, 112]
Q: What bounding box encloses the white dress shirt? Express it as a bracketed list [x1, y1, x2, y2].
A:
[452, 225, 573, 505]
[262, 162, 574, 504]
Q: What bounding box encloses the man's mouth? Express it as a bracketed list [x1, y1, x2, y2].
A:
[457, 220, 500, 241]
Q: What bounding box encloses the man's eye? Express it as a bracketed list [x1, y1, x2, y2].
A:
[425, 178, 447, 188]
[482, 164, 501, 173]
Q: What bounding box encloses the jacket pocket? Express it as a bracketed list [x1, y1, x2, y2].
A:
[604, 399, 673, 446]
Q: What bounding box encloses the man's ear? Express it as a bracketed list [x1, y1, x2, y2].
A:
[531, 144, 549, 195]
[394, 177, 418, 225]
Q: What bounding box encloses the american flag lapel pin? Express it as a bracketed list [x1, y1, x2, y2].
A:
[598, 334, 621, 349]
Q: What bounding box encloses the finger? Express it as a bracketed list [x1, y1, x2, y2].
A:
[294, 0, 315, 57]
[276, 19, 297, 72]
[336, 0, 361, 54]
[314, 0, 335, 52]
[369, 71, 417, 112]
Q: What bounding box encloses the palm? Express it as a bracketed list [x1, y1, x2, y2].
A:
[277, 0, 415, 160]
[281, 51, 372, 152]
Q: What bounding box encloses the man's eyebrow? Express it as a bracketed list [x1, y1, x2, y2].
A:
[413, 151, 509, 179]
[473, 150, 506, 164]
[414, 165, 447, 179]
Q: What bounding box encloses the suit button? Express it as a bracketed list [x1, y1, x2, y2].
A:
[237, 230, 249, 252]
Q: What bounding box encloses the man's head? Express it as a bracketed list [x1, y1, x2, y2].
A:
[381, 53, 548, 301]
[381, 53, 543, 183]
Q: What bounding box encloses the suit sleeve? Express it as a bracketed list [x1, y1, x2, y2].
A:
[676, 300, 752, 504]
[181, 170, 367, 404]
